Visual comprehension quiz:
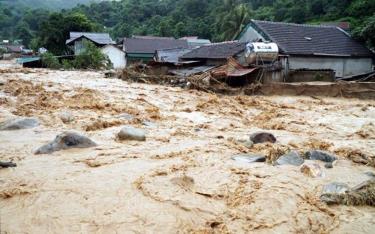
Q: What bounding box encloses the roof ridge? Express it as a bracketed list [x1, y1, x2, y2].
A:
[252, 19, 338, 29]
[70, 32, 110, 35]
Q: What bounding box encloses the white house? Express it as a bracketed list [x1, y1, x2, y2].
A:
[101, 45, 126, 69]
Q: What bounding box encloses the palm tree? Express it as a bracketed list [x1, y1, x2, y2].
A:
[218, 4, 251, 41]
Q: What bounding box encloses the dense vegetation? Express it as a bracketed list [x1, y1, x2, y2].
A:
[0, 0, 103, 9]
[1, 0, 374, 55]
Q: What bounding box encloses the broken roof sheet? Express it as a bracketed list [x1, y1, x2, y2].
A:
[66, 32, 115, 45]
[251, 20, 374, 57]
[180, 41, 246, 60]
[154, 48, 192, 64]
[124, 37, 189, 54]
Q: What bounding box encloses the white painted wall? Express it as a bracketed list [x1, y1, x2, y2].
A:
[101, 45, 126, 69]
[288, 57, 373, 77]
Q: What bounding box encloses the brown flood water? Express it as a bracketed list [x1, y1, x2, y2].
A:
[0, 68, 375, 233]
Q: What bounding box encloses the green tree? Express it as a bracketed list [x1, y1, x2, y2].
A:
[14, 21, 33, 46]
[218, 4, 251, 41]
[72, 39, 109, 69]
[37, 12, 97, 55]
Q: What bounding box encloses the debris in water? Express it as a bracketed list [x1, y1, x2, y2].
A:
[0, 161, 17, 168]
[300, 162, 323, 178]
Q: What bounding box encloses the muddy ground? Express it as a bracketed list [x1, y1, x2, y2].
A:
[0, 68, 375, 233]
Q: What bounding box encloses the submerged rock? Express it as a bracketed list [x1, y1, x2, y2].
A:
[118, 127, 146, 141]
[321, 180, 375, 206]
[325, 162, 333, 169]
[300, 163, 323, 178]
[234, 137, 254, 148]
[0, 161, 17, 168]
[250, 132, 276, 144]
[35, 132, 97, 154]
[365, 172, 375, 178]
[59, 111, 74, 124]
[305, 150, 337, 163]
[275, 151, 304, 166]
[232, 154, 266, 163]
[0, 118, 39, 131]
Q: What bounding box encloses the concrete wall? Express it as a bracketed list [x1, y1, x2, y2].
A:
[238, 26, 265, 43]
[288, 56, 373, 77]
[101, 45, 126, 69]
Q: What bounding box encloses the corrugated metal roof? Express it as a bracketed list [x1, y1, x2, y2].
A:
[66, 32, 115, 45]
[154, 48, 192, 64]
[251, 20, 374, 57]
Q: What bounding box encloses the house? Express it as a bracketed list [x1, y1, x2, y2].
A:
[123, 36, 189, 64]
[179, 37, 211, 48]
[66, 32, 126, 69]
[101, 45, 126, 69]
[238, 20, 374, 78]
[180, 41, 247, 66]
[66, 32, 115, 55]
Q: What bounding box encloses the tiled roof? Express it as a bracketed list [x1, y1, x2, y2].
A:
[66, 32, 115, 45]
[252, 20, 374, 57]
[180, 41, 246, 60]
[123, 37, 189, 54]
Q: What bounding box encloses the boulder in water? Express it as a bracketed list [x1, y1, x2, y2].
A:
[118, 127, 146, 141]
[232, 154, 266, 163]
[0, 118, 39, 130]
[250, 132, 276, 144]
[35, 131, 97, 154]
[275, 151, 304, 166]
[305, 150, 337, 163]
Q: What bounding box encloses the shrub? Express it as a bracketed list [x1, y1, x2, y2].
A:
[41, 52, 61, 69]
[73, 39, 108, 69]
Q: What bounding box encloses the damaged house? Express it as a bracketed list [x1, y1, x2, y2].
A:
[238, 20, 374, 80]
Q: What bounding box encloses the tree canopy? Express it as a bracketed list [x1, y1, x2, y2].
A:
[1, 0, 374, 53]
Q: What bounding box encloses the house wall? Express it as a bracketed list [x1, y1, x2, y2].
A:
[74, 41, 84, 55]
[238, 26, 266, 43]
[288, 56, 373, 77]
[101, 46, 126, 69]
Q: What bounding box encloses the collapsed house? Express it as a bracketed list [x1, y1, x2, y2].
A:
[66, 32, 126, 69]
[238, 20, 374, 80]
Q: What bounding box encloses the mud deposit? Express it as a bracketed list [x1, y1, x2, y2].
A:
[1, 69, 375, 233]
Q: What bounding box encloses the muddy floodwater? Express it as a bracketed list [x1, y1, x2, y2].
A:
[1, 68, 375, 233]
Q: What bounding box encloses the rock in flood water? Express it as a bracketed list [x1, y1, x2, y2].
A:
[0, 118, 39, 130]
[232, 154, 266, 163]
[250, 132, 276, 144]
[320, 180, 375, 206]
[118, 126, 146, 141]
[305, 150, 337, 163]
[35, 131, 97, 154]
[275, 151, 304, 166]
